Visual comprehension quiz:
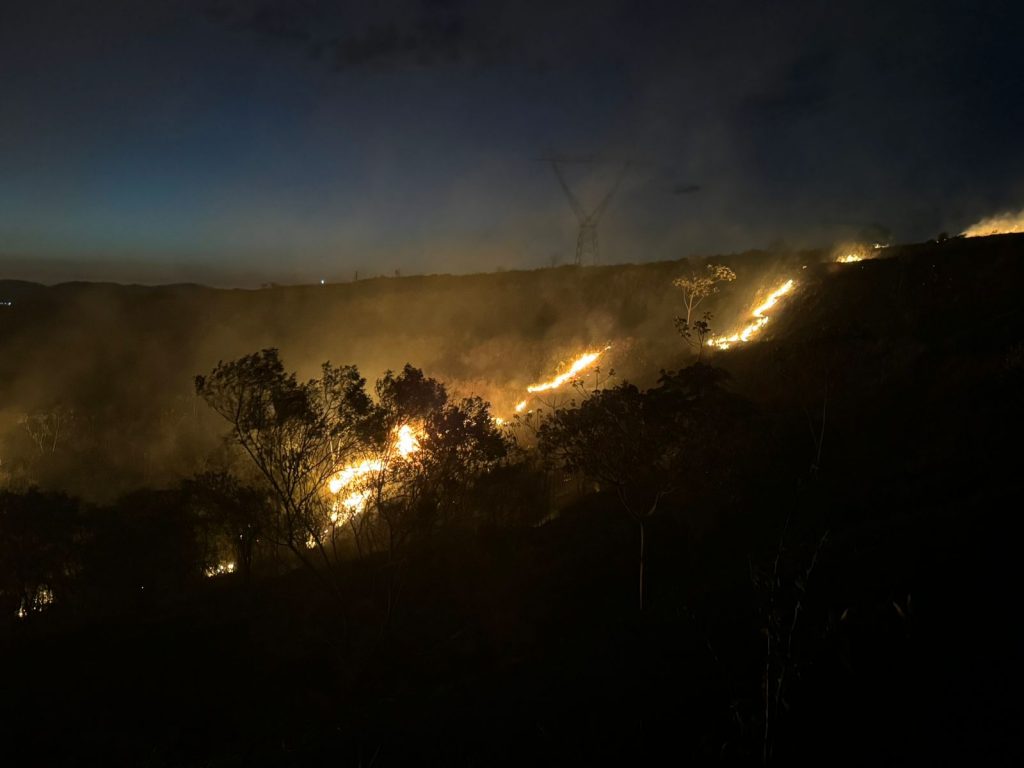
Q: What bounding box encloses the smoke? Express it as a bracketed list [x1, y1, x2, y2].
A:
[962, 209, 1024, 238]
[0, 250, 806, 500]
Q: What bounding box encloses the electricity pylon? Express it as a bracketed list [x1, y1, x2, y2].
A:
[542, 155, 630, 266]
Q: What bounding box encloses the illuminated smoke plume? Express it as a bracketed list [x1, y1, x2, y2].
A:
[962, 209, 1024, 238]
[832, 241, 888, 264]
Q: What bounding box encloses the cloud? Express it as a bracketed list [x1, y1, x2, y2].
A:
[203, 0, 515, 72]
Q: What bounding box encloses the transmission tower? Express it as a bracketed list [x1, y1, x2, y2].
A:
[542, 155, 630, 266]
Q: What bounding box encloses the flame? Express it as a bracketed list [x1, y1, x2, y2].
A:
[962, 209, 1024, 237]
[709, 279, 796, 350]
[339, 490, 370, 516]
[325, 422, 422, 521]
[526, 348, 607, 394]
[833, 241, 883, 264]
[395, 423, 420, 457]
[507, 347, 611, 417]
[330, 458, 384, 493]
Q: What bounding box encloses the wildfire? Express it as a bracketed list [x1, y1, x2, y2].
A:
[325, 422, 422, 520]
[337, 491, 370, 518]
[329, 458, 384, 494]
[526, 348, 608, 394]
[507, 347, 610, 415]
[962, 209, 1024, 238]
[395, 423, 419, 457]
[709, 279, 796, 350]
[15, 585, 54, 618]
[833, 241, 885, 264]
[204, 560, 236, 578]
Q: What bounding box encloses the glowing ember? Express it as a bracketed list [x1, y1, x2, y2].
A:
[526, 348, 607, 394]
[204, 560, 236, 577]
[709, 279, 796, 350]
[15, 585, 55, 618]
[962, 209, 1024, 238]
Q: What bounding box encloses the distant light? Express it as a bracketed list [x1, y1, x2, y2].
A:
[320, 279, 325, 285]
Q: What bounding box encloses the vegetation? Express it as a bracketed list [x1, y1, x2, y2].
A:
[2, 235, 1022, 765]
[673, 262, 736, 325]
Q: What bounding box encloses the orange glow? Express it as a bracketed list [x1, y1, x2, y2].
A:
[395, 423, 420, 458]
[963, 209, 1024, 237]
[710, 279, 796, 350]
[325, 422, 422, 523]
[526, 348, 608, 394]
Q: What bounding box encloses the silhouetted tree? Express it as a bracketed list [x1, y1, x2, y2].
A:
[183, 471, 275, 581]
[675, 310, 714, 360]
[19, 405, 74, 457]
[195, 349, 375, 594]
[541, 363, 760, 609]
[0, 489, 80, 622]
[363, 366, 507, 559]
[673, 263, 736, 326]
[539, 382, 682, 609]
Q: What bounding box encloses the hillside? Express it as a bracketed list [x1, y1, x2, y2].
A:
[2, 235, 1023, 499]
[3, 235, 1023, 765]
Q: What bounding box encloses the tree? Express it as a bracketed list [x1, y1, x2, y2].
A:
[195, 349, 374, 594]
[539, 382, 682, 610]
[540, 363, 759, 610]
[408, 394, 508, 530]
[196, 353, 508, 613]
[674, 310, 714, 361]
[19, 405, 74, 457]
[361, 366, 507, 559]
[673, 263, 736, 326]
[183, 471, 275, 582]
[0, 490, 80, 622]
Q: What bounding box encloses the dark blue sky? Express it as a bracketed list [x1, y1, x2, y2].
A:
[2, 0, 1022, 285]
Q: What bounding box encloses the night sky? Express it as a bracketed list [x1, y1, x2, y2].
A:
[2, 0, 1022, 285]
